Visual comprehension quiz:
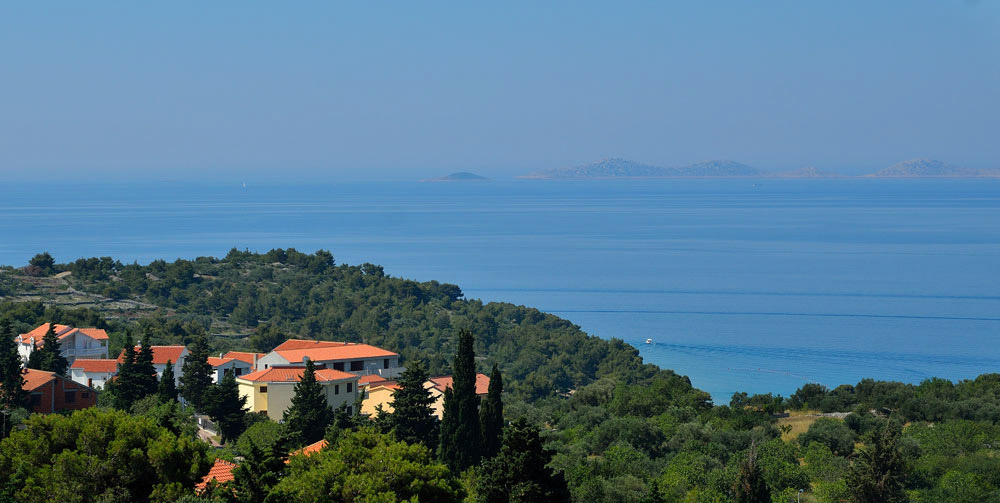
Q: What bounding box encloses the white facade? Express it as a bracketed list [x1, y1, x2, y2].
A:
[16, 325, 109, 362]
[209, 357, 253, 383]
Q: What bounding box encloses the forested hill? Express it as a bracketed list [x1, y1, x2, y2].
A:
[0, 249, 710, 405]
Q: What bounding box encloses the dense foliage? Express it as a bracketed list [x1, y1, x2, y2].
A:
[2, 251, 1000, 502]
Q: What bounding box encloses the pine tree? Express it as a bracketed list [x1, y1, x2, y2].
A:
[389, 359, 438, 448]
[35, 324, 69, 376]
[476, 418, 571, 503]
[439, 328, 482, 472]
[733, 442, 771, 503]
[108, 334, 141, 410]
[179, 334, 213, 411]
[134, 336, 158, 397]
[846, 421, 909, 503]
[0, 320, 27, 438]
[24, 342, 42, 371]
[203, 372, 248, 443]
[283, 359, 334, 446]
[479, 364, 504, 459]
[158, 360, 178, 402]
[232, 433, 290, 503]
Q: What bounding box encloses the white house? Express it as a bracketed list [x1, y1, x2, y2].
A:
[68, 359, 119, 389]
[257, 339, 403, 378]
[207, 356, 253, 383]
[119, 345, 188, 387]
[16, 323, 109, 362]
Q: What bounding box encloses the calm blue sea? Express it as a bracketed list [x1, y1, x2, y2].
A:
[1, 179, 998, 402]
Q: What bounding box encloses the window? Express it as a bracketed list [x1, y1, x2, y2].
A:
[350, 360, 363, 371]
[65, 390, 76, 404]
[334, 384, 340, 395]
[224, 368, 232, 376]
[30, 394, 41, 406]
[81, 392, 89, 399]
[345, 406, 352, 415]
[260, 386, 268, 393]
[347, 383, 353, 393]
[384, 358, 390, 369]
[235, 368, 243, 376]
[333, 362, 344, 371]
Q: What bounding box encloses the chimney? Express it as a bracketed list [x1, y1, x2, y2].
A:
[252, 353, 258, 370]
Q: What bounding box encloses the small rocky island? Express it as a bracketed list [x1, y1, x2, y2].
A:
[423, 172, 491, 182]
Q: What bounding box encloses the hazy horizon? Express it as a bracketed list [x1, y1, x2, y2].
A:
[2, 1, 998, 182]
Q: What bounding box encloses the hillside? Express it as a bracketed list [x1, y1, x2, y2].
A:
[0, 250, 706, 404]
[521, 158, 764, 179]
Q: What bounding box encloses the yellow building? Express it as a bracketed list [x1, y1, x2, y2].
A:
[360, 373, 491, 419]
[236, 366, 360, 422]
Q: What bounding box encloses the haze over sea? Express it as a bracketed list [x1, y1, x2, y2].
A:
[2, 178, 998, 402]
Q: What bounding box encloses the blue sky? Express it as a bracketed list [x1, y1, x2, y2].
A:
[1, 1, 997, 181]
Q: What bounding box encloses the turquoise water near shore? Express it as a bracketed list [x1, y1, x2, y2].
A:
[1, 178, 997, 402]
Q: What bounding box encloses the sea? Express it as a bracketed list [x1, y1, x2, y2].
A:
[1, 178, 998, 403]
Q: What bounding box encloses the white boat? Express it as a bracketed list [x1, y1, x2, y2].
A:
[645, 338, 652, 344]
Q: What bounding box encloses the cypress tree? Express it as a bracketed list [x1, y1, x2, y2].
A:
[846, 421, 909, 503]
[204, 372, 248, 443]
[24, 342, 42, 372]
[476, 418, 571, 503]
[479, 364, 504, 459]
[0, 320, 27, 438]
[389, 359, 438, 448]
[158, 360, 178, 402]
[179, 334, 213, 411]
[36, 324, 69, 375]
[232, 434, 289, 503]
[733, 442, 771, 503]
[283, 359, 334, 446]
[439, 328, 482, 471]
[134, 336, 158, 397]
[109, 334, 141, 410]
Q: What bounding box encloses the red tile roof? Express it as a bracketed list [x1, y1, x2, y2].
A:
[70, 359, 119, 373]
[118, 345, 186, 365]
[289, 439, 328, 459]
[16, 323, 109, 346]
[207, 357, 234, 367]
[271, 339, 344, 351]
[358, 374, 390, 386]
[428, 373, 491, 395]
[196, 458, 238, 491]
[22, 368, 57, 391]
[275, 344, 398, 364]
[223, 351, 265, 366]
[237, 367, 358, 383]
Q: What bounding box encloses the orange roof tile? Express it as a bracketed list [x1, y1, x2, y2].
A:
[196, 459, 238, 491]
[272, 339, 344, 351]
[289, 439, 328, 459]
[275, 344, 398, 364]
[207, 357, 234, 367]
[358, 374, 389, 386]
[238, 367, 357, 383]
[70, 359, 119, 373]
[223, 351, 265, 366]
[428, 373, 491, 395]
[22, 368, 56, 391]
[118, 345, 186, 365]
[17, 324, 108, 346]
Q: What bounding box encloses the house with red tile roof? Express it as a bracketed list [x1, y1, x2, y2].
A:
[360, 373, 490, 419]
[195, 458, 238, 492]
[118, 345, 188, 387]
[257, 339, 403, 379]
[15, 323, 109, 362]
[23, 368, 98, 413]
[235, 366, 360, 422]
[207, 355, 252, 383]
[68, 358, 119, 389]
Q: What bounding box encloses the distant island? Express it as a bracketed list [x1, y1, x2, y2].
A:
[867, 158, 1000, 178]
[519, 157, 1000, 179]
[422, 172, 491, 182]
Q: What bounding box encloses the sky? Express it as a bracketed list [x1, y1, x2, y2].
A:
[1, 1, 998, 181]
